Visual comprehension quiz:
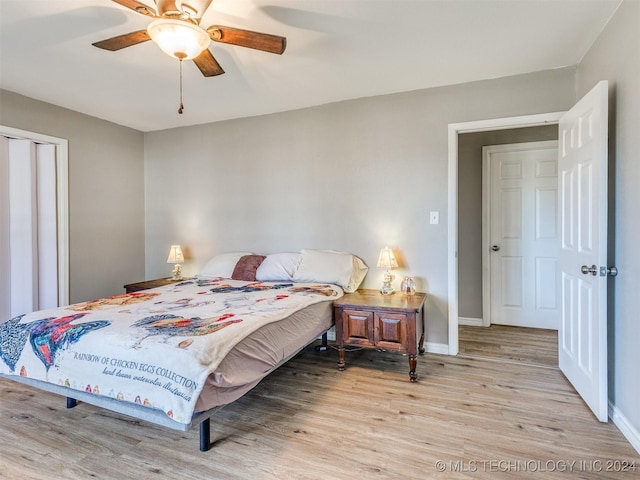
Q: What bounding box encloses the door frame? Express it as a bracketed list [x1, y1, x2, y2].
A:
[482, 140, 559, 329]
[0, 125, 69, 307]
[447, 112, 565, 355]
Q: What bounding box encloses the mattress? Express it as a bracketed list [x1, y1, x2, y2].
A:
[195, 300, 332, 410]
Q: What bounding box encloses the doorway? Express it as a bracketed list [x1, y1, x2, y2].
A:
[447, 112, 565, 355]
[455, 126, 561, 367]
[456, 126, 559, 325]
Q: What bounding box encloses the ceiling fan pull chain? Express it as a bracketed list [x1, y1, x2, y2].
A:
[178, 58, 184, 114]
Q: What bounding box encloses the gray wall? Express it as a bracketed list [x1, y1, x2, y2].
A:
[0, 90, 145, 303]
[576, 0, 640, 444]
[144, 67, 576, 347]
[458, 126, 558, 319]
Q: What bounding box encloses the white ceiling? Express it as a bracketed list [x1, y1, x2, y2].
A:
[0, 0, 621, 132]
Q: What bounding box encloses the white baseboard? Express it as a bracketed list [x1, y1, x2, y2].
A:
[425, 342, 449, 355]
[609, 401, 640, 455]
[459, 316, 484, 327]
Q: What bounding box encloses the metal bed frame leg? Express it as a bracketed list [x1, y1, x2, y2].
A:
[66, 397, 77, 409]
[199, 418, 211, 452]
[314, 332, 329, 351]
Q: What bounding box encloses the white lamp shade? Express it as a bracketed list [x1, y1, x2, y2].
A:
[376, 246, 398, 270]
[167, 245, 185, 263]
[147, 19, 210, 60]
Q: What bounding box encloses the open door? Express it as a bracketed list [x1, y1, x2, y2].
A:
[558, 81, 611, 422]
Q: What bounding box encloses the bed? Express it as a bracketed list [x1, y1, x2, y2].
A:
[0, 250, 368, 451]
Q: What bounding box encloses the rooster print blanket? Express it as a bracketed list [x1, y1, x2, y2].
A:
[0, 278, 342, 424]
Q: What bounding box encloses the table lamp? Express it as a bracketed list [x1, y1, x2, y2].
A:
[377, 246, 398, 295]
[167, 245, 184, 280]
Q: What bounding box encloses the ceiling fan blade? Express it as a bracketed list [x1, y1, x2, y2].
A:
[193, 49, 225, 77]
[207, 26, 286, 54]
[92, 30, 152, 51]
[112, 0, 157, 16]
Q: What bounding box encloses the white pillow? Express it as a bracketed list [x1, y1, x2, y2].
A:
[255, 253, 302, 281]
[347, 255, 369, 293]
[292, 249, 367, 291]
[199, 252, 253, 278]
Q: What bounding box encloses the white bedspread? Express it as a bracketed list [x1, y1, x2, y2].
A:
[0, 278, 342, 424]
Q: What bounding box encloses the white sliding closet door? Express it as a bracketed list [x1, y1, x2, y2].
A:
[0, 137, 59, 318]
[8, 139, 39, 316]
[36, 144, 59, 310]
[0, 137, 10, 321]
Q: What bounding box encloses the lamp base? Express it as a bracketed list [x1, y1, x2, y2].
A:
[171, 264, 183, 280]
[380, 283, 395, 295]
[380, 272, 395, 295]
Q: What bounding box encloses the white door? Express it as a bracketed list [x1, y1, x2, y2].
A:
[558, 81, 609, 422]
[1, 139, 59, 317]
[484, 141, 559, 329]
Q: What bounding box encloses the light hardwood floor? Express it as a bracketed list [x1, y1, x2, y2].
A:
[1, 343, 638, 479]
[459, 324, 558, 367]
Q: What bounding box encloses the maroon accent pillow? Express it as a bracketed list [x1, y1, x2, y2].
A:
[231, 255, 266, 281]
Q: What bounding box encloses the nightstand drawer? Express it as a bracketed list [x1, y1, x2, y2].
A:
[340, 309, 375, 347]
[374, 312, 409, 351]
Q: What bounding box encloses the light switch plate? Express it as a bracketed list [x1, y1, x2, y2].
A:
[430, 211, 439, 224]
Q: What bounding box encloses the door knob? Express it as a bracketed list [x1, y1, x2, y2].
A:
[581, 265, 598, 276]
[599, 266, 618, 277]
[491, 245, 500, 252]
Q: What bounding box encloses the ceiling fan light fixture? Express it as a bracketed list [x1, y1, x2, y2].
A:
[147, 19, 210, 60]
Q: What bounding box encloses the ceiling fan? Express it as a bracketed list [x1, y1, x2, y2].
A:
[92, 0, 287, 78]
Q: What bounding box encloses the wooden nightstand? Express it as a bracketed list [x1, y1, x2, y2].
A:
[333, 289, 427, 382]
[123, 277, 185, 293]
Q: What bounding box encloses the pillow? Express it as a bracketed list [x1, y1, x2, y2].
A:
[346, 255, 368, 293]
[255, 253, 302, 281]
[231, 255, 266, 281]
[292, 249, 367, 292]
[199, 252, 253, 278]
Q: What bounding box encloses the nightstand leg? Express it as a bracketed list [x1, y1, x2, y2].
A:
[409, 354, 418, 382]
[418, 308, 426, 355]
[338, 347, 346, 371]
